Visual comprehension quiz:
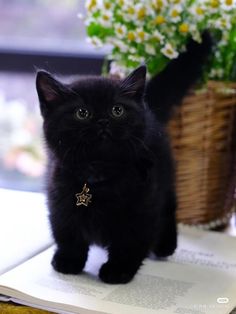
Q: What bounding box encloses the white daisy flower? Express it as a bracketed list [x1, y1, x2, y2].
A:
[207, 0, 221, 13]
[109, 62, 127, 78]
[121, 0, 133, 7]
[84, 16, 96, 26]
[130, 47, 137, 54]
[112, 39, 129, 53]
[123, 4, 137, 22]
[220, 0, 236, 11]
[98, 10, 113, 27]
[209, 68, 224, 78]
[179, 23, 190, 34]
[169, 5, 183, 23]
[153, 15, 166, 25]
[161, 43, 179, 59]
[190, 5, 206, 21]
[151, 0, 168, 11]
[134, 3, 147, 20]
[215, 14, 231, 29]
[101, 1, 115, 11]
[152, 30, 165, 44]
[117, 0, 125, 6]
[86, 36, 103, 48]
[145, 44, 156, 55]
[115, 24, 127, 39]
[136, 28, 148, 43]
[127, 31, 136, 42]
[85, 0, 99, 13]
[128, 55, 145, 63]
[189, 25, 202, 43]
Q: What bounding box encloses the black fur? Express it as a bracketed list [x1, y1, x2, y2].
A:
[36, 33, 211, 284]
[146, 31, 212, 123]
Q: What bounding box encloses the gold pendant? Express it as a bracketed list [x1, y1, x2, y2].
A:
[75, 183, 92, 207]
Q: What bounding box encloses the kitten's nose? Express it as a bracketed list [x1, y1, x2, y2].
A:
[98, 119, 109, 128]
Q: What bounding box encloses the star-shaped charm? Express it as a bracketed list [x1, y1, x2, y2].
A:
[75, 183, 92, 207]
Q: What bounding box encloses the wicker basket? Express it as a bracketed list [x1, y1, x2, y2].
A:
[167, 81, 236, 228]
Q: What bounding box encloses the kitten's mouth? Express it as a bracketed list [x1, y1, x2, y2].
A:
[98, 129, 112, 140]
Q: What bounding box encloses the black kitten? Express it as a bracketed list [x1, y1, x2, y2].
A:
[36, 33, 211, 284]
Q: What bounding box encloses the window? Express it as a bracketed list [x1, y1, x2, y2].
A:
[0, 0, 105, 191]
[0, 0, 85, 52]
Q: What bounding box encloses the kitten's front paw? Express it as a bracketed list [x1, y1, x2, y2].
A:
[154, 238, 177, 258]
[52, 250, 86, 274]
[99, 262, 135, 284]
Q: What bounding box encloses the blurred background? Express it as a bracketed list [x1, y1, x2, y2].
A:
[0, 0, 104, 191]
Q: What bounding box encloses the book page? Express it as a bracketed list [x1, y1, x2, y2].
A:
[0, 188, 53, 275]
[169, 225, 236, 273]
[0, 227, 236, 314]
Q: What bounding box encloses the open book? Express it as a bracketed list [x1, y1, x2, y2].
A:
[0, 189, 236, 314]
[0, 188, 53, 275]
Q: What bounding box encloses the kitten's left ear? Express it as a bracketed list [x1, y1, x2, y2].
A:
[36, 70, 69, 117]
[120, 65, 146, 101]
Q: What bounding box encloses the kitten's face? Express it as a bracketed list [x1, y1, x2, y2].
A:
[36, 66, 147, 164]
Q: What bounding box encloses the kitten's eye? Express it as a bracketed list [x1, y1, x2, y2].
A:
[76, 108, 90, 120]
[112, 105, 124, 118]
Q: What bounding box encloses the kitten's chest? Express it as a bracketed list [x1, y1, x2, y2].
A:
[51, 164, 154, 245]
[77, 161, 123, 182]
[75, 161, 144, 191]
[67, 163, 146, 215]
[54, 161, 150, 212]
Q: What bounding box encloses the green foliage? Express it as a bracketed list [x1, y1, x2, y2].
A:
[84, 0, 236, 81]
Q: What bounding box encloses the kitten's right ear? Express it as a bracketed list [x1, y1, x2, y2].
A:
[120, 65, 146, 102]
[36, 70, 67, 117]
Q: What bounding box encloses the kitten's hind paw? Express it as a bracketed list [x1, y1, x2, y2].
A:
[99, 262, 135, 284]
[51, 250, 86, 274]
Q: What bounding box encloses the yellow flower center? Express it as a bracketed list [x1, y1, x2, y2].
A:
[104, 2, 112, 10]
[154, 15, 165, 24]
[137, 8, 146, 20]
[210, 0, 220, 8]
[166, 48, 174, 55]
[196, 7, 204, 15]
[138, 31, 145, 40]
[225, 0, 233, 5]
[220, 19, 227, 27]
[88, 0, 97, 11]
[118, 0, 124, 5]
[117, 27, 124, 35]
[179, 23, 189, 33]
[127, 7, 135, 15]
[127, 32, 135, 41]
[171, 9, 180, 18]
[102, 14, 109, 21]
[154, 0, 164, 7]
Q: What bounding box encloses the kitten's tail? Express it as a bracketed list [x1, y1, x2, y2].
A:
[145, 31, 213, 124]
